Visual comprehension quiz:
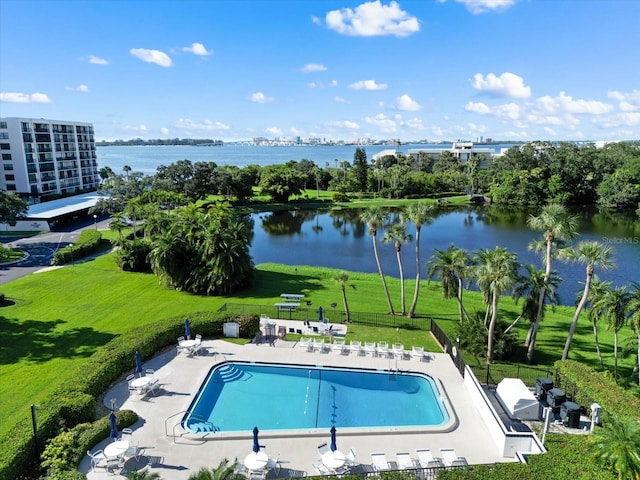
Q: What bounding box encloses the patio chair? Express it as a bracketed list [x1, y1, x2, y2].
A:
[145, 368, 155, 380]
[393, 343, 405, 358]
[411, 346, 425, 361]
[370, 452, 390, 471]
[249, 469, 267, 480]
[364, 342, 376, 356]
[266, 453, 281, 475]
[126, 374, 136, 392]
[332, 339, 345, 352]
[376, 341, 389, 357]
[146, 378, 160, 396]
[298, 337, 310, 348]
[349, 340, 363, 355]
[105, 455, 124, 474]
[345, 447, 357, 466]
[396, 452, 415, 469]
[125, 440, 144, 461]
[177, 336, 185, 344]
[87, 449, 107, 472]
[312, 462, 331, 475]
[317, 442, 330, 456]
[121, 428, 133, 442]
[416, 449, 443, 468]
[440, 448, 461, 467]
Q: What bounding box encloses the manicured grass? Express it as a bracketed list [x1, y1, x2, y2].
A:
[0, 252, 635, 443]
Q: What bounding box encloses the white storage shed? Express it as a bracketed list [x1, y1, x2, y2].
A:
[496, 378, 541, 420]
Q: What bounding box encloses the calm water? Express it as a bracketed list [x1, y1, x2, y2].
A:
[249, 206, 640, 306]
[184, 362, 448, 432]
[96, 143, 514, 175]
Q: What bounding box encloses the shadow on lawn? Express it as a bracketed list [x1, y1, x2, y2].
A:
[0, 315, 115, 364]
[233, 269, 327, 300]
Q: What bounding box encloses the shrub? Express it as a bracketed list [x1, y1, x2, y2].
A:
[455, 314, 518, 361]
[52, 230, 105, 265]
[332, 192, 350, 202]
[115, 238, 153, 272]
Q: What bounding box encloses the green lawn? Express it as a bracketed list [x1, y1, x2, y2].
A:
[0, 251, 636, 442]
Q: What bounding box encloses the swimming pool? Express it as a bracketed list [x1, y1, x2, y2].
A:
[183, 362, 450, 433]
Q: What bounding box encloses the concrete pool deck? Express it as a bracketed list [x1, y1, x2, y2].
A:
[81, 326, 517, 479]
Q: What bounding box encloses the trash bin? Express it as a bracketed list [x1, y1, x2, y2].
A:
[535, 377, 554, 399]
[560, 401, 581, 428]
[546, 388, 566, 411]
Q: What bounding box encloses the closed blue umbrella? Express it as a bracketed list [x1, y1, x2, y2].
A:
[252, 426, 260, 453]
[134, 351, 142, 376]
[330, 426, 337, 452]
[318, 306, 323, 322]
[185, 318, 191, 340]
[109, 410, 118, 440]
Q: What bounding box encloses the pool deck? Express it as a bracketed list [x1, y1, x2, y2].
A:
[81, 321, 516, 478]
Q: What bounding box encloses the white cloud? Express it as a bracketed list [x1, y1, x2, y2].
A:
[329, 80, 338, 87]
[0, 92, 52, 103]
[326, 120, 360, 130]
[533, 92, 612, 115]
[438, 0, 517, 14]
[88, 55, 109, 65]
[465, 101, 492, 114]
[592, 112, 640, 129]
[265, 127, 282, 135]
[364, 113, 397, 133]
[325, 0, 419, 37]
[402, 117, 425, 130]
[175, 118, 231, 132]
[465, 101, 521, 120]
[124, 124, 148, 132]
[348, 79, 388, 90]
[160, 127, 170, 135]
[395, 94, 421, 111]
[65, 84, 89, 92]
[608, 89, 640, 112]
[334, 96, 350, 104]
[130, 48, 173, 67]
[182, 42, 213, 56]
[471, 72, 531, 98]
[301, 63, 327, 73]
[249, 92, 275, 103]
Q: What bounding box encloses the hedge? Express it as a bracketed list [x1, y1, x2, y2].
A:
[554, 360, 640, 419]
[0, 310, 259, 479]
[52, 230, 104, 265]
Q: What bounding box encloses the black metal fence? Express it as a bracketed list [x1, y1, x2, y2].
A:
[469, 363, 554, 388]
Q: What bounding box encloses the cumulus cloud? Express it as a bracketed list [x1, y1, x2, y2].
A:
[124, 124, 148, 132]
[175, 118, 230, 132]
[182, 42, 213, 56]
[0, 92, 52, 103]
[308, 80, 338, 89]
[395, 94, 421, 111]
[301, 63, 327, 73]
[533, 92, 612, 115]
[249, 92, 275, 103]
[88, 55, 109, 65]
[326, 120, 360, 130]
[130, 48, 173, 67]
[265, 127, 283, 135]
[592, 112, 640, 129]
[334, 96, 350, 104]
[325, 0, 419, 37]
[471, 72, 531, 98]
[364, 113, 397, 133]
[402, 117, 425, 130]
[608, 89, 640, 112]
[465, 101, 521, 120]
[65, 84, 89, 92]
[160, 127, 170, 135]
[348, 79, 388, 90]
[438, 0, 517, 14]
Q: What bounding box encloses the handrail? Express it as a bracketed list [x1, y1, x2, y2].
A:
[164, 410, 187, 438]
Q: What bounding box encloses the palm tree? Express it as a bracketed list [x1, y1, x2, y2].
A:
[590, 414, 640, 480]
[427, 244, 471, 324]
[360, 207, 394, 314]
[628, 282, 640, 385]
[127, 470, 161, 480]
[401, 202, 434, 317]
[526, 204, 578, 363]
[382, 223, 412, 315]
[511, 265, 560, 346]
[561, 241, 614, 360]
[186, 458, 242, 480]
[592, 285, 631, 380]
[584, 277, 613, 370]
[334, 270, 352, 322]
[472, 247, 519, 363]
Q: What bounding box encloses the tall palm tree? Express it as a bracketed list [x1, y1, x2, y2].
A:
[382, 223, 413, 315]
[526, 204, 579, 363]
[512, 264, 560, 346]
[584, 277, 613, 370]
[628, 281, 640, 385]
[360, 207, 394, 314]
[401, 202, 434, 318]
[561, 241, 614, 360]
[186, 458, 242, 480]
[334, 270, 352, 322]
[590, 414, 640, 480]
[592, 285, 631, 380]
[427, 244, 471, 324]
[472, 247, 519, 363]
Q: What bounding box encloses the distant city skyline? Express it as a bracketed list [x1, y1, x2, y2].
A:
[1, 0, 639, 143]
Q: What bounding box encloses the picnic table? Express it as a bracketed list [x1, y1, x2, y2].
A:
[280, 293, 305, 302]
[274, 302, 299, 319]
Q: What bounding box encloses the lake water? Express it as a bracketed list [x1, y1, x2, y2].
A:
[96, 143, 514, 175]
[249, 206, 640, 306]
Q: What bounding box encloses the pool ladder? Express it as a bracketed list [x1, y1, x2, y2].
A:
[165, 410, 216, 444]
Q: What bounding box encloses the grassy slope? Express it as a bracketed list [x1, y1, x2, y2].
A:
[0, 251, 635, 440]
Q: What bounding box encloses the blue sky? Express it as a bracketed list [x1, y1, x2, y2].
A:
[1, 0, 639, 143]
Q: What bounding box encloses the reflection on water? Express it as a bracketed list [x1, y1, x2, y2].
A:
[249, 205, 640, 305]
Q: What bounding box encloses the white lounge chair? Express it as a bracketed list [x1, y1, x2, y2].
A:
[349, 340, 363, 355]
[393, 343, 405, 358]
[376, 341, 389, 357]
[396, 452, 415, 469]
[88, 449, 107, 472]
[364, 342, 376, 356]
[411, 345, 425, 361]
[416, 449, 443, 468]
[312, 338, 325, 352]
[332, 339, 345, 353]
[440, 448, 464, 467]
[370, 452, 390, 471]
[298, 337, 310, 348]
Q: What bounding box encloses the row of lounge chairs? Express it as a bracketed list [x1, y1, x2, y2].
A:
[297, 338, 430, 360]
[372, 449, 468, 470]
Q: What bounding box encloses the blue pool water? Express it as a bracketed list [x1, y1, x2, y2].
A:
[183, 362, 450, 433]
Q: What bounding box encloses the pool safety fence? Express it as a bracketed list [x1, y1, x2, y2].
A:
[217, 303, 430, 329]
[319, 463, 470, 479]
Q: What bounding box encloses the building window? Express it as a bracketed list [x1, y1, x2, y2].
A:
[5, 174, 15, 181]
[3, 163, 13, 170]
[0, 143, 9, 150]
[0, 132, 8, 139]
[2, 154, 11, 160]
[0, 121, 7, 129]
[6, 184, 16, 191]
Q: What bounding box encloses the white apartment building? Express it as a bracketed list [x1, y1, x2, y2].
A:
[407, 142, 496, 169]
[0, 117, 101, 199]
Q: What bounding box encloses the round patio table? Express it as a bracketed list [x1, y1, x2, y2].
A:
[321, 450, 346, 470]
[244, 451, 268, 471]
[104, 440, 129, 458]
